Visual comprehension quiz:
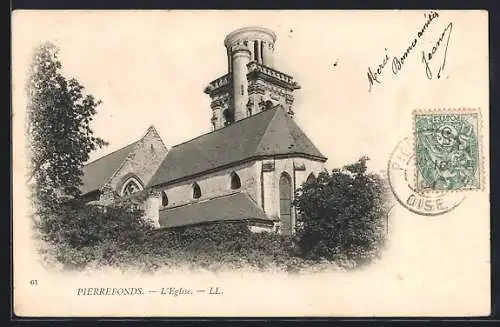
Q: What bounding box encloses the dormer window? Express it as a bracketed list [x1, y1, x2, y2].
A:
[223, 109, 233, 125]
[230, 172, 241, 189]
[161, 190, 169, 206]
[192, 182, 201, 199]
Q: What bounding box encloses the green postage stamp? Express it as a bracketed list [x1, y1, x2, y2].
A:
[413, 109, 482, 192]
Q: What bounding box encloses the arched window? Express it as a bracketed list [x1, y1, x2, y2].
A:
[264, 100, 274, 110]
[260, 40, 264, 62]
[192, 182, 201, 199]
[121, 177, 143, 196]
[306, 173, 316, 184]
[230, 172, 241, 189]
[279, 172, 293, 235]
[161, 190, 169, 206]
[223, 109, 233, 125]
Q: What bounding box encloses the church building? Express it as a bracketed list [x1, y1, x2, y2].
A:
[80, 26, 328, 235]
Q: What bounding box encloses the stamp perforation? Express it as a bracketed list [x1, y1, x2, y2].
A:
[411, 107, 485, 194]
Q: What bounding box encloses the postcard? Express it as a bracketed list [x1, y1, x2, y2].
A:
[12, 10, 490, 317]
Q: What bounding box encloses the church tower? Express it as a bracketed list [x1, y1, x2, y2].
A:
[204, 26, 301, 130]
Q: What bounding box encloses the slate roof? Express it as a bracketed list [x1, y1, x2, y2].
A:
[148, 106, 327, 187]
[158, 192, 274, 228]
[79, 141, 139, 195]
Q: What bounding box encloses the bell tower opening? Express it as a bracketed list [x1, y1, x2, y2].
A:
[204, 26, 301, 130]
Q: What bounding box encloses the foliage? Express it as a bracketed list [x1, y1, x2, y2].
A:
[26, 42, 107, 208]
[39, 156, 389, 273]
[26, 42, 389, 273]
[292, 156, 390, 268]
[37, 201, 151, 248]
[42, 205, 308, 273]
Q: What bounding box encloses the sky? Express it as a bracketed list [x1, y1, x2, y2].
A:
[12, 10, 489, 173]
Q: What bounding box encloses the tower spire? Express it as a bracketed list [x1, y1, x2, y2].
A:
[204, 26, 300, 131]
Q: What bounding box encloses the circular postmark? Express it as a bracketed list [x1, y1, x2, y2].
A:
[388, 137, 466, 216]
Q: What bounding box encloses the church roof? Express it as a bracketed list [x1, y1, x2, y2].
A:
[79, 140, 139, 195]
[148, 106, 327, 187]
[158, 192, 274, 228]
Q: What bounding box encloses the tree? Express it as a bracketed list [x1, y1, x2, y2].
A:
[292, 156, 390, 268]
[26, 42, 107, 208]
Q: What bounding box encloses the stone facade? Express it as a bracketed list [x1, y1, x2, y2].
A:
[158, 161, 259, 209]
[261, 157, 325, 233]
[146, 161, 259, 228]
[83, 26, 328, 236]
[204, 26, 300, 131]
[141, 27, 328, 235]
[95, 126, 168, 205]
[145, 156, 325, 233]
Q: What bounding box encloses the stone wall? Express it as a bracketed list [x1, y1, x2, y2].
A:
[145, 161, 259, 228]
[98, 185, 120, 206]
[143, 193, 161, 228]
[156, 161, 259, 210]
[261, 157, 325, 234]
[248, 222, 276, 233]
[107, 126, 168, 196]
[95, 126, 168, 206]
[145, 156, 325, 233]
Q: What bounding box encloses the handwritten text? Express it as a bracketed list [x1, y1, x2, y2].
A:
[367, 11, 440, 92]
[421, 22, 453, 80]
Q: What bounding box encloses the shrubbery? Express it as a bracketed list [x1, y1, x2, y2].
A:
[37, 201, 308, 273]
[293, 156, 390, 268]
[35, 157, 390, 274]
[27, 41, 390, 274]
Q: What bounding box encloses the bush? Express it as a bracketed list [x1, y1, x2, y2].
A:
[36, 200, 308, 272]
[292, 156, 390, 268]
[36, 200, 152, 249]
[135, 223, 302, 272]
[35, 157, 390, 273]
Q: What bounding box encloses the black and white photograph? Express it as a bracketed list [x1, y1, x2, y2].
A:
[12, 10, 490, 317]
